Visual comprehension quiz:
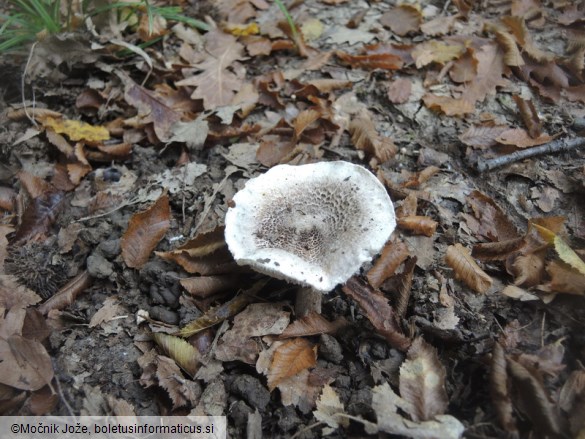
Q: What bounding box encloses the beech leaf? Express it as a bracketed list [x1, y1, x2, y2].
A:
[121, 194, 171, 269]
[445, 243, 493, 293]
[267, 338, 317, 390]
[152, 333, 201, 377]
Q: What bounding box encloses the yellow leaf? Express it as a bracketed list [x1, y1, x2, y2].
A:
[42, 117, 110, 143]
[533, 224, 585, 275]
[152, 333, 201, 377]
[225, 22, 259, 37]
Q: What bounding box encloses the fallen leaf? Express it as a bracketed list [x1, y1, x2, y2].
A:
[41, 117, 110, 143]
[177, 29, 245, 109]
[540, 260, 585, 295]
[501, 285, 539, 301]
[349, 110, 397, 163]
[180, 275, 243, 299]
[412, 40, 466, 68]
[467, 190, 519, 241]
[399, 337, 448, 422]
[380, 4, 422, 36]
[445, 243, 493, 293]
[267, 338, 317, 390]
[367, 239, 410, 288]
[152, 333, 201, 377]
[490, 343, 518, 434]
[342, 277, 411, 351]
[511, 252, 545, 287]
[513, 95, 542, 138]
[533, 224, 585, 275]
[559, 370, 585, 437]
[496, 128, 553, 148]
[387, 78, 412, 104]
[459, 124, 509, 148]
[397, 216, 438, 237]
[336, 51, 403, 70]
[38, 270, 92, 315]
[280, 312, 347, 338]
[13, 191, 65, 245]
[472, 236, 527, 261]
[121, 194, 171, 269]
[314, 385, 349, 432]
[89, 297, 125, 328]
[0, 335, 54, 391]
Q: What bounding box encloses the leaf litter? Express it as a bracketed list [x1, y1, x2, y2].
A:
[0, 0, 584, 436]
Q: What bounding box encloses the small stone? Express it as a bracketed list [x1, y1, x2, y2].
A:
[231, 375, 270, 411]
[319, 334, 344, 364]
[87, 251, 114, 279]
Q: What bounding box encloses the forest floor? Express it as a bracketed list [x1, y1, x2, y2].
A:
[1, 0, 585, 438]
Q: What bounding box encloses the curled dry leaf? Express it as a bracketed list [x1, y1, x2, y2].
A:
[121, 194, 171, 269]
[490, 343, 518, 435]
[513, 95, 542, 138]
[472, 236, 527, 261]
[336, 51, 403, 70]
[342, 277, 411, 351]
[152, 333, 201, 377]
[399, 337, 448, 422]
[348, 111, 397, 164]
[397, 216, 438, 237]
[507, 357, 564, 437]
[393, 256, 417, 318]
[367, 239, 410, 289]
[267, 338, 317, 391]
[510, 252, 545, 287]
[280, 312, 347, 339]
[445, 243, 493, 294]
[180, 275, 244, 299]
[37, 270, 92, 315]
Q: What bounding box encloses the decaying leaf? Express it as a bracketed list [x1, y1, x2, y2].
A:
[511, 252, 545, 287]
[399, 337, 448, 422]
[313, 384, 349, 433]
[37, 270, 92, 315]
[472, 236, 527, 261]
[280, 312, 347, 339]
[121, 194, 171, 269]
[490, 343, 518, 435]
[176, 29, 245, 109]
[152, 333, 201, 377]
[533, 224, 585, 275]
[367, 239, 410, 288]
[412, 40, 466, 68]
[397, 216, 438, 237]
[445, 243, 493, 293]
[342, 277, 411, 351]
[267, 338, 317, 390]
[467, 190, 519, 241]
[540, 260, 585, 295]
[513, 95, 542, 138]
[459, 124, 510, 148]
[559, 370, 585, 437]
[380, 4, 422, 36]
[495, 128, 553, 148]
[501, 285, 539, 301]
[336, 51, 403, 70]
[507, 357, 564, 437]
[0, 335, 54, 391]
[41, 117, 110, 143]
[180, 275, 244, 299]
[368, 382, 465, 439]
[348, 111, 397, 164]
[13, 191, 65, 245]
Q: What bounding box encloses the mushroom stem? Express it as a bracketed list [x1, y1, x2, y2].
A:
[295, 287, 322, 317]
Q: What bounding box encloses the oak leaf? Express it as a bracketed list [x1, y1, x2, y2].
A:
[445, 243, 493, 293]
[176, 30, 245, 110]
[121, 194, 171, 268]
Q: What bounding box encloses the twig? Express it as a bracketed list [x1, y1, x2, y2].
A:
[476, 136, 585, 173]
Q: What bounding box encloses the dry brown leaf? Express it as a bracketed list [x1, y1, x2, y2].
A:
[177, 29, 245, 109]
[280, 312, 347, 338]
[421, 16, 455, 36]
[0, 335, 54, 391]
[449, 49, 478, 83]
[380, 4, 422, 36]
[367, 239, 410, 288]
[496, 128, 553, 148]
[122, 77, 180, 142]
[391, 256, 417, 317]
[294, 109, 322, 139]
[267, 338, 317, 390]
[88, 297, 124, 328]
[467, 190, 518, 241]
[397, 216, 438, 237]
[513, 95, 542, 138]
[459, 124, 509, 148]
[336, 51, 403, 70]
[0, 275, 41, 310]
[559, 370, 585, 437]
[507, 357, 564, 437]
[511, 252, 545, 287]
[399, 337, 448, 422]
[540, 260, 585, 295]
[349, 111, 397, 164]
[121, 194, 171, 269]
[386, 78, 412, 104]
[13, 191, 65, 245]
[490, 343, 518, 434]
[342, 277, 411, 351]
[472, 236, 527, 261]
[412, 40, 466, 68]
[38, 270, 92, 315]
[29, 385, 59, 415]
[180, 275, 243, 299]
[423, 94, 475, 116]
[494, 29, 524, 67]
[445, 243, 493, 293]
[157, 247, 238, 276]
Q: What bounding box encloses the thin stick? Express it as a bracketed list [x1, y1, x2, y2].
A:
[476, 136, 585, 173]
[22, 41, 39, 128]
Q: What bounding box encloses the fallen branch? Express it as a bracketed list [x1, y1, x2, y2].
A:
[476, 136, 585, 173]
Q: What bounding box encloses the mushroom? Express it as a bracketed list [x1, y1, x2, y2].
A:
[224, 161, 396, 292]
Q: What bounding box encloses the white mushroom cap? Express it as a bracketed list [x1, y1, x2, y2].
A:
[224, 161, 396, 292]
